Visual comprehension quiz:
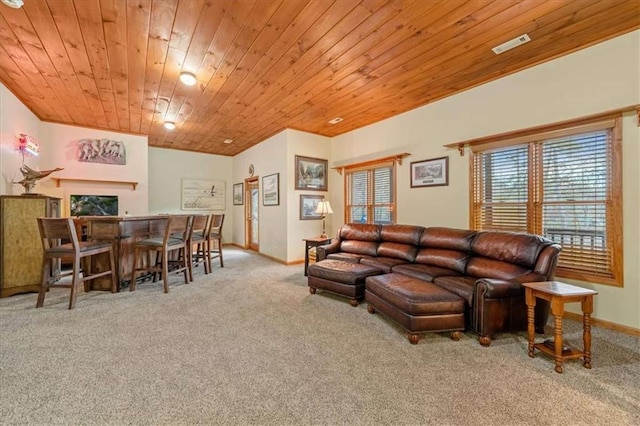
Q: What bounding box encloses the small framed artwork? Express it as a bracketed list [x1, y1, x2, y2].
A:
[233, 183, 243, 205]
[410, 156, 449, 188]
[300, 194, 324, 220]
[262, 173, 280, 206]
[295, 155, 328, 191]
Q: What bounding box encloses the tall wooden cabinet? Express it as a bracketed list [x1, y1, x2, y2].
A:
[0, 195, 61, 297]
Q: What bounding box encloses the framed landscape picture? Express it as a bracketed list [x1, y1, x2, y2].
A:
[295, 155, 328, 191]
[233, 182, 243, 205]
[262, 173, 279, 206]
[299, 194, 324, 220]
[410, 156, 449, 188]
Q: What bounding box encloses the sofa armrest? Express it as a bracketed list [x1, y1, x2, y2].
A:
[475, 278, 523, 299]
[317, 240, 339, 261]
[473, 277, 550, 344]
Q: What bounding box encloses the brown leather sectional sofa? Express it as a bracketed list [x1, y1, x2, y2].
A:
[308, 223, 561, 345]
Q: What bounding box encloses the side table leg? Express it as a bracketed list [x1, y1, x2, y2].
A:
[551, 297, 564, 374]
[525, 289, 536, 358]
[582, 296, 594, 369]
[304, 243, 310, 277]
[554, 315, 564, 373]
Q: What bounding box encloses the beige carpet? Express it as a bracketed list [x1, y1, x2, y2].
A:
[0, 247, 638, 425]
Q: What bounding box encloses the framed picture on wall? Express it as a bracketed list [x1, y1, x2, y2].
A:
[410, 156, 449, 188]
[295, 155, 328, 191]
[262, 173, 279, 206]
[181, 178, 225, 210]
[233, 183, 243, 205]
[299, 194, 324, 220]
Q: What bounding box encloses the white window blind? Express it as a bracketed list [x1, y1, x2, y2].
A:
[471, 117, 622, 286]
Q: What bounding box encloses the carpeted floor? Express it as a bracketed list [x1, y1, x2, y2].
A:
[0, 247, 638, 425]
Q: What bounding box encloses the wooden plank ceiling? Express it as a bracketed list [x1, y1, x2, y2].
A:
[1, 0, 638, 156]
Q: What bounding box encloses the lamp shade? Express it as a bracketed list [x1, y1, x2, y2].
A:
[315, 200, 333, 215]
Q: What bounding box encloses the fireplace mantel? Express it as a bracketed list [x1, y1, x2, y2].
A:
[52, 178, 138, 190]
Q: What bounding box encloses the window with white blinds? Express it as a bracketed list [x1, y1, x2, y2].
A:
[471, 116, 623, 286]
[345, 161, 395, 224]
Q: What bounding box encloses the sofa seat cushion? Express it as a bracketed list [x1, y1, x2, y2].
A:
[391, 263, 460, 282]
[326, 252, 362, 263]
[308, 259, 382, 285]
[432, 276, 476, 305]
[365, 273, 464, 316]
[360, 256, 410, 273]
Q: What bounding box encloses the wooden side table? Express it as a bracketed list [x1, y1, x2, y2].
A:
[303, 237, 331, 276]
[523, 281, 598, 374]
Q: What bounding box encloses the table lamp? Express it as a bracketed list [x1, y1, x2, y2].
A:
[315, 199, 333, 238]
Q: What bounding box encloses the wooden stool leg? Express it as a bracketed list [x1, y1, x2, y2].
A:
[69, 257, 81, 309]
[36, 257, 50, 308]
[186, 246, 193, 282]
[162, 249, 170, 293]
[81, 257, 91, 293]
[218, 239, 224, 267]
[108, 248, 118, 293]
[582, 296, 594, 369]
[130, 247, 140, 291]
[206, 240, 212, 272]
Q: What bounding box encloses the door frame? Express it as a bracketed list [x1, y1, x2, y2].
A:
[244, 177, 259, 250]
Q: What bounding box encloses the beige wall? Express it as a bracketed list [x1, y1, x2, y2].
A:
[0, 84, 43, 195]
[148, 147, 233, 243]
[286, 129, 331, 261]
[232, 131, 289, 260]
[330, 31, 640, 328]
[1, 85, 149, 214]
[231, 129, 331, 262]
[39, 122, 149, 216]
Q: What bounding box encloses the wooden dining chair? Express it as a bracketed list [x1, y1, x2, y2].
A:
[129, 215, 191, 293]
[36, 217, 117, 309]
[208, 213, 225, 268]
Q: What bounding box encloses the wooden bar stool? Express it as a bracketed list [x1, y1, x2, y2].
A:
[208, 213, 225, 268]
[129, 215, 191, 293]
[190, 214, 211, 276]
[36, 217, 117, 309]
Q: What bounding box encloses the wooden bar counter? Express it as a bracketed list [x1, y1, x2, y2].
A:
[78, 215, 168, 290]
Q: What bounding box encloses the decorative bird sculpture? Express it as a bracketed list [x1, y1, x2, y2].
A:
[13, 164, 64, 194]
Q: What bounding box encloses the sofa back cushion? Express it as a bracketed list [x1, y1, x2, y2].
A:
[415, 228, 476, 273]
[338, 223, 381, 256]
[340, 240, 379, 256]
[467, 231, 552, 279]
[377, 225, 424, 261]
[380, 225, 424, 245]
[419, 227, 476, 251]
[339, 223, 381, 242]
[415, 248, 468, 273]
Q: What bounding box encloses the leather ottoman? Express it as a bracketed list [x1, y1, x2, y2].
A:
[308, 259, 383, 306]
[365, 273, 465, 344]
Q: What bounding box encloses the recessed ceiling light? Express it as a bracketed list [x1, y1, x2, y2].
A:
[492, 34, 531, 55]
[164, 121, 176, 130]
[1, 0, 24, 8]
[179, 72, 197, 86]
[223, 139, 233, 144]
[328, 117, 343, 124]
